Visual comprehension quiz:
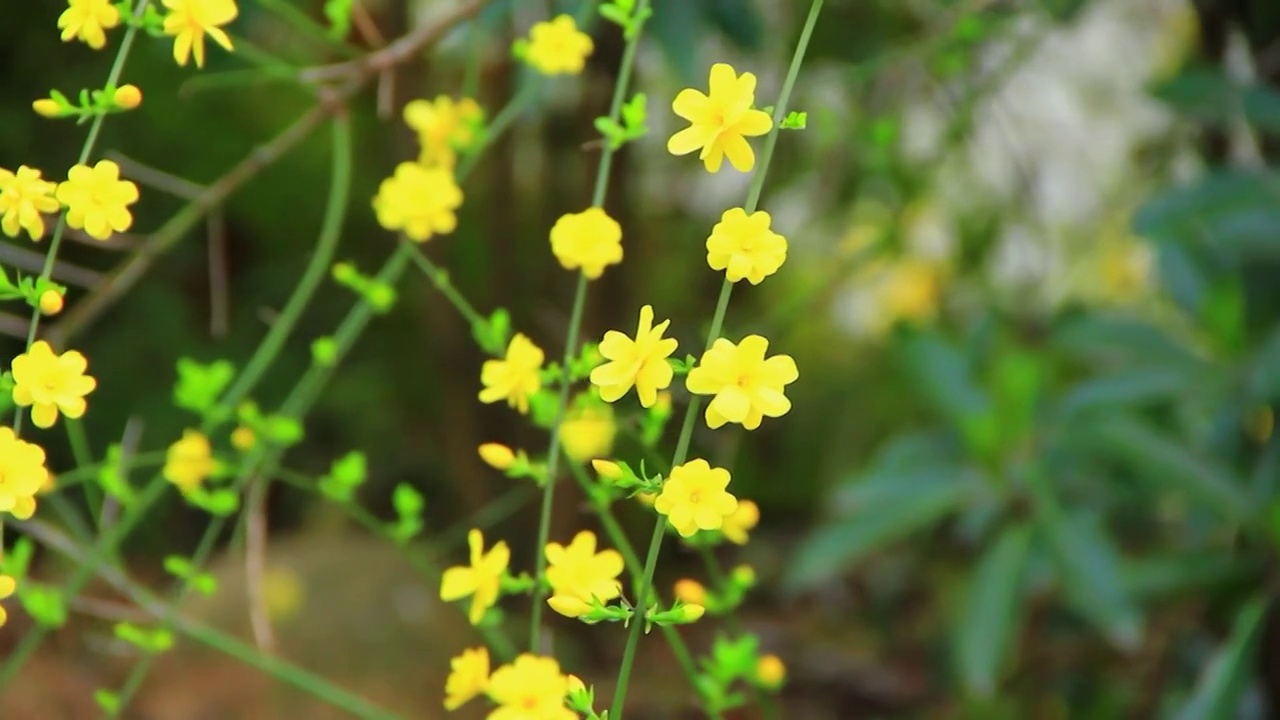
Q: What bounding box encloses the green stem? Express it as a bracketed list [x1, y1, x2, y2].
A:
[405, 245, 486, 327]
[219, 113, 355, 411]
[528, 0, 652, 656]
[610, 3, 823, 717]
[64, 419, 101, 528]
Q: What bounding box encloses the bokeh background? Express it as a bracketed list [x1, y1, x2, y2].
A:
[3, 0, 1280, 718]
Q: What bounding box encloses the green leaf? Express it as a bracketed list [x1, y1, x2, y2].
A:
[1090, 415, 1250, 522]
[323, 0, 354, 39]
[1030, 477, 1142, 650]
[173, 358, 235, 416]
[953, 522, 1033, 698]
[1123, 552, 1254, 601]
[94, 689, 120, 715]
[262, 415, 304, 447]
[787, 472, 970, 590]
[330, 451, 367, 486]
[898, 329, 989, 425]
[1054, 367, 1192, 417]
[19, 583, 68, 629]
[1175, 596, 1267, 720]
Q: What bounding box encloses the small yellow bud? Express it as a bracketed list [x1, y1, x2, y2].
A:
[32, 98, 62, 118]
[635, 491, 657, 507]
[113, 84, 142, 110]
[731, 564, 757, 587]
[478, 442, 516, 471]
[547, 594, 592, 618]
[38, 290, 64, 316]
[673, 578, 707, 606]
[566, 674, 587, 695]
[230, 426, 256, 451]
[756, 654, 786, 689]
[672, 603, 705, 624]
[591, 458, 623, 480]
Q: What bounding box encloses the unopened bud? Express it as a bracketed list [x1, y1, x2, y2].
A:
[547, 595, 591, 618]
[673, 578, 707, 606]
[670, 603, 705, 624]
[591, 458, 623, 480]
[112, 84, 142, 110]
[756, 654, 786, 689]
[32, 98, 62, 118]
[478, 443, 516, 471]
[38, 290, 63, 316]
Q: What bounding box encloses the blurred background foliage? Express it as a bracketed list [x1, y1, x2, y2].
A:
[5, 0, 1280, 717]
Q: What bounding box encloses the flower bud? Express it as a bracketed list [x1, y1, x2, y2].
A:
[591, 458, 623, 480]
[670, 603, 705, 624]
[731, 564, 756, 588]
[32, 98, 62, 118]
[547, 595, 592, 618]
[756, 654, 786, 689]
[566, 674, 586, 695]
[673, 578, 707, 606]
[38, 290, 64, 316]
[113, 84, 142, 110]
[478, 443, 516, 471]
[230, 426, 256, 451]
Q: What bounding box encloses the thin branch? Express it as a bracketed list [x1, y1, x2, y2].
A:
[0, 242, 103, 287]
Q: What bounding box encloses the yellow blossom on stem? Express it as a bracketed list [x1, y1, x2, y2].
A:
[230, 426, 256, 451]
[0, 575, 16, 628]
[58, 0, 121, 50]
[589, 305, 678, 407]
[686, 335, 798, 430]
[0, 166, 60, 241]
[163, 429, 215, 493]
[403, 96, 484, 169]
[38, 290, 65, 316]
[373, 162, 463, 242]
[10, 341, 97, 429]
[706, 208, 788, 284]
[667, 63, 773, 173]
[523, 15, 594, 76]
[478, 443, 517, 471]
[112, 84, 143, 110]
[0, 428, 49, 517]
[56, 160, 139, 241]
[444, 646, 490, 711]
[756, 654, 786, 689]
[32, 99, 63, 118]
[720, 498, 759, 545]
[591, 458, 623, 480]
[162, 0, 238, 69]
[673, 578, 707, 606]
[559, 401, 616, 463]
[440, 529, 510, 625]
[549, 208, 623, 279]
[654, 459, 738, 537]
[486, 654, 575, 720]
[479, 333, 544, 415]
[545, 531, 624, 617]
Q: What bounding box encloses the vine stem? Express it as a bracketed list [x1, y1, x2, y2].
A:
[527, 0, 652, 653]
[608, 2, 824, 718]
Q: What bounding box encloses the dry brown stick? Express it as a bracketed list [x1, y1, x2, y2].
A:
[298, 0, 488, 83]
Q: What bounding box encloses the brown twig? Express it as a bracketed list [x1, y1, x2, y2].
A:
[245, 477, 276, 653]
[298, 0, 488, 83]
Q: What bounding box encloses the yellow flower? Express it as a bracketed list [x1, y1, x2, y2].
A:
[0, 575, 16, 628]
[38, 290, 65, 316]
[654, 459, 738, 537]
[881, 260, 940, 324]
[546, 595, 592, 618]
[479, 333, 544, 415]
[667, 63, 773, 173]
[0, 166, 60, 241]
[440, 529, 510, 625]
[0, 428, 49, 517]
[685, 335, 798, 430]
[523, 15, 594, 76]
[230, 426, 256, 451]
[486, 654, 575, 720]
[163, 429, 215, 493]
[756, 654, 786, 689]
[549, 208, 623, 279]
[373, 162, 463, 242]
[403, 96, 484, 169]
[57, 0, 121, 50]
[706, 208, 788, 284]
[589, 305, 678, 407]
[591, 459, 623, 480]
[559, 401, 616, 464]
[10, 341, 97, 429]
[720, 499, 759, 545]
[545, 531, 624, 615]
[112, 84, 143, 110]
[478, 443, 517, 471]
[673, 578, 707, 606]
[444, 646, 490, 711]
[162, 0, 238, 68]
[56, 160, 139, 241]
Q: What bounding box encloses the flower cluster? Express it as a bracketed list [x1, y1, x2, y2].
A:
[521, 15, 594, 76]
[545, 531, 624, 618]
[0, 160, 138, 242]
[59, 0, 239, 68]
[446, 650, 579, 719]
